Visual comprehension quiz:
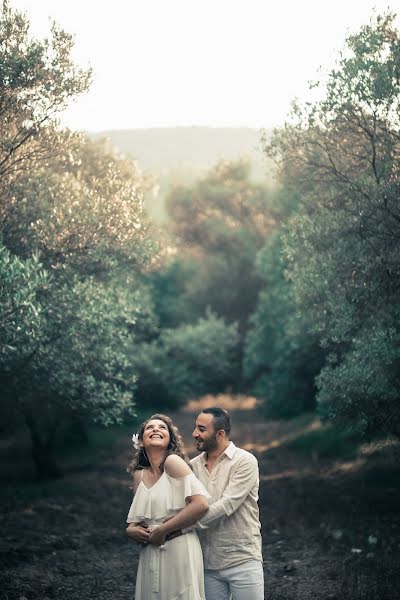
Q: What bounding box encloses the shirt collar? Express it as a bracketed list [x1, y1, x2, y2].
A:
[224, 441, 236, 459]
[200, 441, 236, 465]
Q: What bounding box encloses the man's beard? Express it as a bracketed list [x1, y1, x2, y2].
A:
[199, 435, 218, 453]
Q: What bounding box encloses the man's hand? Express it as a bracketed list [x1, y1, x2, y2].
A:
[126, 522, 150, 545]
[148, 524, 167, 546]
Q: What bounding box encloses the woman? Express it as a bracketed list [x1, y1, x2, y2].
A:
[126, 414, 209, 600]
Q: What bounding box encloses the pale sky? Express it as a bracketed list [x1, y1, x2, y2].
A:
[10, 0, 400, 132]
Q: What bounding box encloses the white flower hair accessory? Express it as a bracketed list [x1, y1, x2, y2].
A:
[132, 433, 140, 449]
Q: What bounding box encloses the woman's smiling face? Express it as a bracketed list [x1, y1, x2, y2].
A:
[142, 418, 171, 450]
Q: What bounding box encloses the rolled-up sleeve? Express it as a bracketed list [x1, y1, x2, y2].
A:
[195, 456, 259, 529]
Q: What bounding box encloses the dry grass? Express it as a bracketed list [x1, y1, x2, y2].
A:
[183, 393, 259, 412]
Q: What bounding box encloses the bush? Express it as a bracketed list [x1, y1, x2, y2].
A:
[132, 311, 240, 409]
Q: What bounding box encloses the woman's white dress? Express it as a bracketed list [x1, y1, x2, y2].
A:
[127, 470, 210, 600]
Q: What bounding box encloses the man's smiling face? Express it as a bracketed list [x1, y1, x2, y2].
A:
[192, 412, 218, 453]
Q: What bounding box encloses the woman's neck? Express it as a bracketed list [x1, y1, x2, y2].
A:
[145, 447, 166, 474]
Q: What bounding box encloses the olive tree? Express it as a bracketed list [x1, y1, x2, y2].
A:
[265, 12, 400, 436]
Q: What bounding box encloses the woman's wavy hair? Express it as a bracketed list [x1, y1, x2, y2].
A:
[128, 413, 189, 476]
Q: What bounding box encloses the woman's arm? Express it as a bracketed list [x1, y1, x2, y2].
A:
[126, 522, 150, 543]
[148, 455, 208, 545]
[126, 470, 150, 544]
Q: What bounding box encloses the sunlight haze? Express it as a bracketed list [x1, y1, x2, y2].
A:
[10, 0, 400, 132]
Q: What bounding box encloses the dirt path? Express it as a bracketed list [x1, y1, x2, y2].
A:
[1, 409, 399, 600]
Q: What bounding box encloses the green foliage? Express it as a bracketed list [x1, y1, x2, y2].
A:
[1, 275, 147, 431]
[0, 1, 91, 188]
[165, 159, 273, 333]
[0, 4, 156, 478]
[146, 258, 198, 328]
[132, 311, 240, 409]
[0, 131, 154, 470]
[264, 12, 400, 437]
[0, 242, 48, 360]
[285, 423, 363, 460]
[2, 134, 152, 274]
[244, 192, 323, 418]
[316, 325, 400, 437]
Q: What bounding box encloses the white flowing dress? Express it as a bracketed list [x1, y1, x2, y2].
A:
[127, 470, 210, 600]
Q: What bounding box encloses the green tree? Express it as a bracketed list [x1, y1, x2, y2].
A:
[1, 277, 145, 478]
[2, 134, 152, 274]
[0, 4, 157, 477]
[132, 311, 240, 409]
[165, 159, 274, 335]
[0, 242, 48, 361]
[0, 134, 154, 477]
[244, 190, 323, 417]
[146, 258, 198, 328]
[0, 1, 91, 190]
[266, 12, 400, 436]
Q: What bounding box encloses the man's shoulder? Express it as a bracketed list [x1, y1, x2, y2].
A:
[232, 444, 259, 465]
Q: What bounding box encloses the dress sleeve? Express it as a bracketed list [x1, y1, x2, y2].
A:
[165, 472, 210, 512]
[126, 472, 210, 523]
[126, 486, 152, 523]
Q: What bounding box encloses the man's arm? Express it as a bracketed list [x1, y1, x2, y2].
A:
[148, 455, 209, 545]
[195, 455, 259, 530]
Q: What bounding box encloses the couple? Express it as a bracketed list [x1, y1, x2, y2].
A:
[126, 407, 264, 600]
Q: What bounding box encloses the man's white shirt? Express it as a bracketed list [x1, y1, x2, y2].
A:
[190, 441, 262, 570]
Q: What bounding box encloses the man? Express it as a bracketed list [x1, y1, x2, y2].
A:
[191, 407, 264, 600]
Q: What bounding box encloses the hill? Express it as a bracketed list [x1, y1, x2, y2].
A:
[92, 126, 268, 171]
[91, 127, 273, 221]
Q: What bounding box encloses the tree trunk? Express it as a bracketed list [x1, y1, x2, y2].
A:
[65, 413, 89, 446]
[31, 438, 61, 480]
[26, 415, 61, 480]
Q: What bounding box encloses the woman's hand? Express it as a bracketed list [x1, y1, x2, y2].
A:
[126, 522, 150, 545]
[148, 524, 167, 546]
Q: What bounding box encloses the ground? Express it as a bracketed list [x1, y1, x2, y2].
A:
[1, 403, 399, 600]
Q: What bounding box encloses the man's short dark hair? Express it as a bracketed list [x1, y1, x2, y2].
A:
[201, 407, 231, 435]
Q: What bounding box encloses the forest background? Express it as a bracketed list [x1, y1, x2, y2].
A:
[1, 2, 400, 476]
[1, 3, 400, 598]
